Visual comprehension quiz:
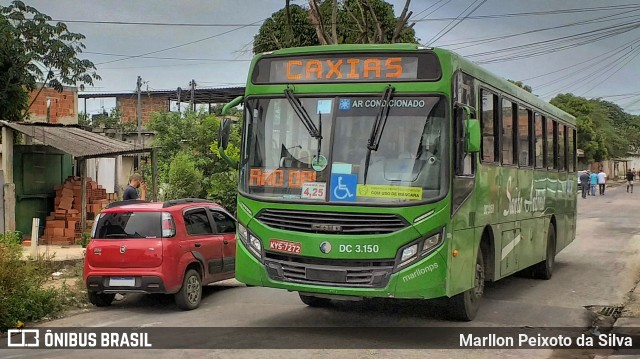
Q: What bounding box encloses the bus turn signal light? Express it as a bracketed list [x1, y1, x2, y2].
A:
[453, 249, 459, 257]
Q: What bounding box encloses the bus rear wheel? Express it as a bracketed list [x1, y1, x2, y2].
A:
[447, 249, 484, 321]
[532, 222, 556, 280]
[299, 293, 331, 307]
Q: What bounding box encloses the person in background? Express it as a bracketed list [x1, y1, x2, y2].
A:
[626, 169, 635, 194]
[579, 170, 590, 199]
[597, 169, 607, 195]
[589, 171, 598, 196]
[123, 173, 147, 200]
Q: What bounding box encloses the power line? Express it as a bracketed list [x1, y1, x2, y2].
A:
[426, 0, 488, 46]
[86, 51, 251, 62]
[94, 17, 266, 66]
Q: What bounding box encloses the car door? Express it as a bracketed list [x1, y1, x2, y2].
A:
[208, 208, 237, 275]
[182, 207, 223, 282]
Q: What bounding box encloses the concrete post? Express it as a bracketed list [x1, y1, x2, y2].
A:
[2, 127, 15, 232]
[31, 217, 40, 257]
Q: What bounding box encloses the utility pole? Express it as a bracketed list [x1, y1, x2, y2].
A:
[189, 79, 196, 112]
[176, 87, 182, 113]
[136, 76, 142, 170]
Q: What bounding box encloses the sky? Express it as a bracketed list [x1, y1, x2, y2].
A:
[5, 0, 640, 115]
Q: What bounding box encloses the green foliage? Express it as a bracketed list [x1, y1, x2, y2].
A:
[253, 0, 418, 54]
[164, 151, 204, 200]
[551, 93, 640, 162]
[0, 1, 100, 120]
[149, 109, 242, 212]
[0, 230, 22, 245]
[508, 80, 532, 93]
[207, 171, 240, 215]
[0, 232, 65, 332]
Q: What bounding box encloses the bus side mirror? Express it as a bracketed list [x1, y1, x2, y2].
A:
[465, 119, 481, 153]
[219, 119, 231, 150]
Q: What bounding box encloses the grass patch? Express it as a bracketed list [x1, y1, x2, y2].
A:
[0, 232, 89, 332]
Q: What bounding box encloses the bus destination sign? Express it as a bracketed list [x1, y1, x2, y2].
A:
[251, 53, 441, 84]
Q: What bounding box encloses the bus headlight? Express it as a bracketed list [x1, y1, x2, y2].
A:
[238, 224, 263, 261]
[394, 230, 444, 272]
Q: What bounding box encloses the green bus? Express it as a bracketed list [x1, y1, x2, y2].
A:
[218, 43, 577, 321]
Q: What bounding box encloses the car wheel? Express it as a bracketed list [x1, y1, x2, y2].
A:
[532, 223, 556, 280]
[175, 269, 202, 310]
[447, 249, 484, 321]
[88, 292, 115, 307]
[299, 293, 331, 307]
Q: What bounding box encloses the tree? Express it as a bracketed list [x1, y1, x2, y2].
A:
[253, 0, 417, 54]
[165, 151, 204, 200]
[508, 80, 532, 93]
[550, 93, 639, 162]
[0, 1, 99, 120]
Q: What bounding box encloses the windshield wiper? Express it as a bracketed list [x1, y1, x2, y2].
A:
[284, 89, 323, 161]
[363, 86, 395, 185]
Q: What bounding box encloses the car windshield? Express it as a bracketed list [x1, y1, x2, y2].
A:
[241, 95, 449, 204]
[94, 212, 163, 239]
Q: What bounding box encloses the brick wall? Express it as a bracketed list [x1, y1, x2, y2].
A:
[117, 95, 169, 126]
[28, 86, 78, 124]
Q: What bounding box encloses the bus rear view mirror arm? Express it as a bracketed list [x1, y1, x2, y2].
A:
[218, 95, 244, 168]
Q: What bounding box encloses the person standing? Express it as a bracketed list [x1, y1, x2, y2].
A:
[589, 171, 598, 196]
[579, 170, 590, 199]
[597, 170, 607, 195]
[626, 169, 635, 193]
[123, 173, 147, 200]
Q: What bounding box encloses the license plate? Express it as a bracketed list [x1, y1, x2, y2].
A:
[269, 239, 302, 254]
[109, 277, 136, 287]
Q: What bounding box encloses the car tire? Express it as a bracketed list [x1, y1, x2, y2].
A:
[532, 223, 556, 280]
[447, 249, 484, 321]
[299, 293, 331, 307]
[175, 269, 202, 311]
[88, 292, 115, 307]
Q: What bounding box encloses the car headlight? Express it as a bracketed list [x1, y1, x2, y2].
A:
[238, 224, 262, 261]
[394, 230, 444, 272]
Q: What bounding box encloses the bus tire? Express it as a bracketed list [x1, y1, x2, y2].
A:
[299, 293, 331, 307]
[447, 249, 484, 321]
[532, 222, 556, 280]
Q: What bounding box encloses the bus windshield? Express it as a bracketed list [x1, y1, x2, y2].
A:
[241, 95, 449, 204]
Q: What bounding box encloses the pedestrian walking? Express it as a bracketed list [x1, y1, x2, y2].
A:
[590, 171, 598, 196]
[597, 170, 607, 195]
[626, 169, 635, 193]
[580, 170, 590, 199]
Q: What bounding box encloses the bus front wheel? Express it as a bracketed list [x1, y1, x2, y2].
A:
[447, 248, 484, 321]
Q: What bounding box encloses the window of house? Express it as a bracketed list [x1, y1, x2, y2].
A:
[481, 90, 499, 162]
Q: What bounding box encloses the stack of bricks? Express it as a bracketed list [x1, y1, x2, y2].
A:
[41, 176, 111, 245]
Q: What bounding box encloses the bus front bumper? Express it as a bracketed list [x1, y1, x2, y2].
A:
[235, 241, 448, 300]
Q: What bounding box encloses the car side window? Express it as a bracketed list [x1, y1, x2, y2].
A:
[209, 210, 236, 234]
[183, 208, 214, 235]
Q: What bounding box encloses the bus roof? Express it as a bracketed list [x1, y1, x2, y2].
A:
[252, 43, 575, 126]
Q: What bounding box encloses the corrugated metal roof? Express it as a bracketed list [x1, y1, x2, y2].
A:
[78, 86, 245, 104]
[0, 121, 152, 159]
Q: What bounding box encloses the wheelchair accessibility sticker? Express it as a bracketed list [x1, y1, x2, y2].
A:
[330, 174, 357, 202]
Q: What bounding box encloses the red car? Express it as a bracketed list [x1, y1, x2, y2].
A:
[83, 198, 236, 310]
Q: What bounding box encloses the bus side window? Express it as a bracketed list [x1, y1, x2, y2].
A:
[546, 118, 556, 170]
[518, 106, 532, 167]
[481, 90, 499, 163]
[568, 128, 576, 172]
[534, 113, 544, 168]
[558, 124, 566, 171]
